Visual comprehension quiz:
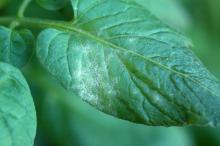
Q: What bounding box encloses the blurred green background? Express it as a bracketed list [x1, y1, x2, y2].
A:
[1, 0, 220, 146]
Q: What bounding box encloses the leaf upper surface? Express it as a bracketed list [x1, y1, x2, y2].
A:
[36, 0, 220, 126]
[0, 62, 36, 146]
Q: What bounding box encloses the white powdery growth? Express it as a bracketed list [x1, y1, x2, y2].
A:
[69, 45, 98, 105]
[71, 45, 119, 109]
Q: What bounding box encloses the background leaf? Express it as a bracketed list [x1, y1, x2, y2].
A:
[0, 26, 34, 68]
[0, 62, 36, 146]
[36, 0, 220, 126]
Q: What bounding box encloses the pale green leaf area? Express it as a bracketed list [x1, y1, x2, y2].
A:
[0, 62, 36, 146]
[36, 0, 220, 126]
[0, 26, 34, 68]
[134, 0, 191, 30]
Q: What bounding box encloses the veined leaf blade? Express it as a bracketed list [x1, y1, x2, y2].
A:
[36, 0, 220, 126]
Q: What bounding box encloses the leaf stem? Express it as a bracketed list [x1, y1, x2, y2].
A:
[8, 0, 32, 29]
[18, 0, 32, 18]
[0, 16, 71, 30]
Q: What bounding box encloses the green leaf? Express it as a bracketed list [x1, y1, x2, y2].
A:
[36, 0, 69, 11]
[0, 26, 34, 68]
[36, 0, 220, 126]
[0, 62, 36, 146]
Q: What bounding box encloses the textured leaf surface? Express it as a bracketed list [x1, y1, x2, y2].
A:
[0, 62, 36, 146]
[36, 0, 220, 126]
[0, 26, 34, 68]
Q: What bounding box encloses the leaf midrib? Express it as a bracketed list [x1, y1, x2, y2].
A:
[36, 20, 219, 99]
[2, 16, 216, 98]
[59, 24, 189, 77]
